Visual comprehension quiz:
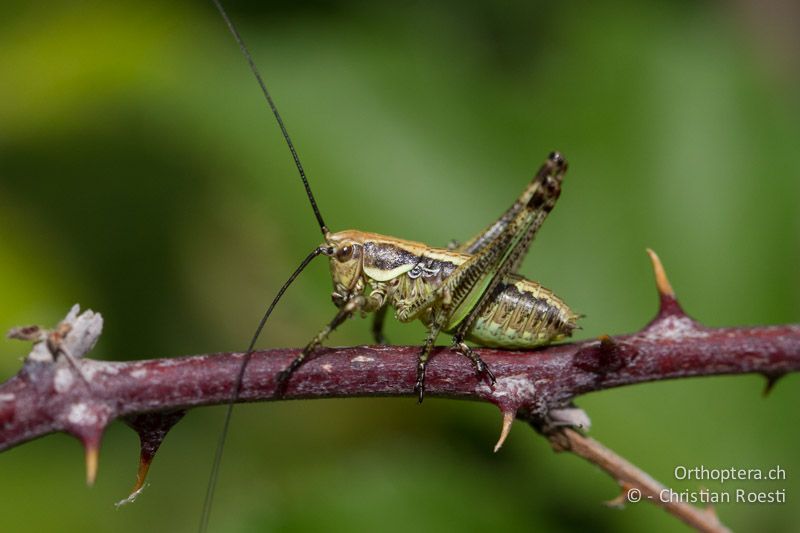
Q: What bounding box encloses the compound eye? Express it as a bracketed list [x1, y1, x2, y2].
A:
[336, 245, 354, 262]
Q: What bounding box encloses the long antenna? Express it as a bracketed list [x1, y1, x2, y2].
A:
[202, 1, 333, 530]
[199, 246, 326, 532]
[211, 0, 328, 235]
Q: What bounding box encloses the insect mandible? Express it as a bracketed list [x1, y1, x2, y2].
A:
[201, 1, 581, 530]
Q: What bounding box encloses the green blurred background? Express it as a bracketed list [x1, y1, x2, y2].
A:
[1, 0, 798, 531]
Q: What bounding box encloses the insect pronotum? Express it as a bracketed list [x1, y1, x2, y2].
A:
[201, 1, 580, 530]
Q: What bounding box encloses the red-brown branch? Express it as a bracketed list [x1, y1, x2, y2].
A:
[3, 323, 798, 450]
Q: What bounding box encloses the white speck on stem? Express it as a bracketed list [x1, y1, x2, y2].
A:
[549, 408, 592, 430]
[54, 367, 75, 393]
[643, 315, 708, 341]
[27, 342, 54, 363]
[0, 393, 15, 402]
[496, 374, 536, 398]
[81, 361, 120, 380]
[351, 355, 374, 363]
[321, 363, 333, 373]
[130, 368, 147, 379]
[67, 403, 98, 426]
[478, 374, 536, 399]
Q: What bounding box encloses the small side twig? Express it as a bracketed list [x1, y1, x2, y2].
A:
[546, 428, 728, 533]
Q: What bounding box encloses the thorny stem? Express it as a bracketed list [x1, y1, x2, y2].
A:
[0, 252, 798, 531]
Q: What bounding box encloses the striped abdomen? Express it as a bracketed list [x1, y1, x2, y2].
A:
[461, 274, 578, 349]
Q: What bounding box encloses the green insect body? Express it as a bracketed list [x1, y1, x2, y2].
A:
[335, 230, 577, 350]
[322, 152, 578, 355]
[276, 152, 579, 400]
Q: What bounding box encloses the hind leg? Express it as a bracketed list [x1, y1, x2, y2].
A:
[451, 336, 496, 385]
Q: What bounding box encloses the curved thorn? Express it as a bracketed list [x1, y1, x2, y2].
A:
[494, 410, 515, 452]
[85, 444, 99, 486]
[605, 482, 634, 509]
[646, 248, 675, 298]
[763, 372, 785, 397]
[704, 503, 720, 524]
[129, 455, 153, 497]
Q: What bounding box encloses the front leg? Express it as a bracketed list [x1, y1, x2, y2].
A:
[276, 295, 367, 394]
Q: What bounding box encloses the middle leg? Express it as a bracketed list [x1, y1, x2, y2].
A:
[371, 305, 389, 344]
